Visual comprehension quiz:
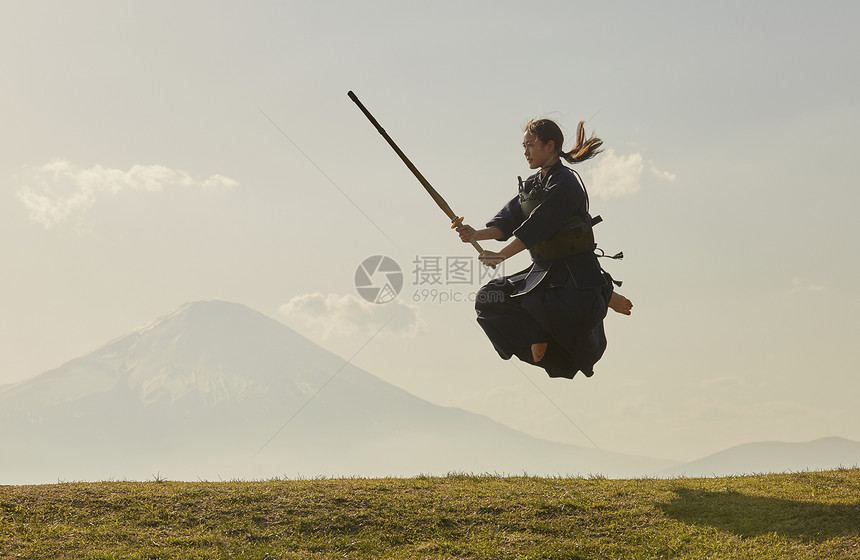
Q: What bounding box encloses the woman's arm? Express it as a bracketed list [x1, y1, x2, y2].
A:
[478, 236, 526, 267]
[456, 224, 504, 242]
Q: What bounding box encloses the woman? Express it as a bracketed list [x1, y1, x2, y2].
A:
[456, 118, 631, 379]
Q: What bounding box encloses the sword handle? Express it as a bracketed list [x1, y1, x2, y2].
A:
[451, 216, 494, 269]
[470, 238, 491, 262]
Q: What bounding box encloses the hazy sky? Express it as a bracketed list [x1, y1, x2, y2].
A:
[3, 0, 859, 462]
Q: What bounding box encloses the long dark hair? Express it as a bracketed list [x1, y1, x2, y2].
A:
[525, 119, 603, 164]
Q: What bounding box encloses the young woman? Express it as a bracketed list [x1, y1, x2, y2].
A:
[456, 118, 632, 379]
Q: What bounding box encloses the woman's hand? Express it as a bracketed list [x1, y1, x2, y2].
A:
[478, 250, 506, 267]
[455, 223, 477, 243]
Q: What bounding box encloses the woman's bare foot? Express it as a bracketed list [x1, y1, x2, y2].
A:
[532, 342, 548, 363]
[609, 292, 633, 315]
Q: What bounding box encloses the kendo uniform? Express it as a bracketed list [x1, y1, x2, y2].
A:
[475, 160, 615, 379]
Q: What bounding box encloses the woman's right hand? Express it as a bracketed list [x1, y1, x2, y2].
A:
[455, 223, 476, 243]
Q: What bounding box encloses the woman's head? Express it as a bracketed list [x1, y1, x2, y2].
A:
[525, 119, 564, 154]
[523, 118, 603, 167]
[523, 130, 557, 170]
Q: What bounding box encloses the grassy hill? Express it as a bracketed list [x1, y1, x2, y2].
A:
[1, 469, 858, 559]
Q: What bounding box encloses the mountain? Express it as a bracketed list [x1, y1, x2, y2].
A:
[660, 437, 860, 478]
[0, 300, 677, 484]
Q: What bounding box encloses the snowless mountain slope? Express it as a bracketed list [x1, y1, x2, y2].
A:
[660, 437, 860, 477]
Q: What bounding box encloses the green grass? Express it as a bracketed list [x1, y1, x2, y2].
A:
[1, 469, 858, 559]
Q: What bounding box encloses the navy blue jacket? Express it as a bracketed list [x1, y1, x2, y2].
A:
[486, 160, 589, 249]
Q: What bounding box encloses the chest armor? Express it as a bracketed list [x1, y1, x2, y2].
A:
[518, 174, 544, 217]
[518, 173, 597, 261]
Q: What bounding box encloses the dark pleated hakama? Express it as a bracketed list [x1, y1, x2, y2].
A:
[476, 253, 612, 379]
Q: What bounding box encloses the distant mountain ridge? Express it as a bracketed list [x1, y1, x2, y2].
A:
[0, 300, 676, 484]
[661, 437, 860, 477]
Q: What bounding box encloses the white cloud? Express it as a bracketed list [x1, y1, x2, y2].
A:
[17, 159, 238, 228]
[700, 376, 746, 388]
[585, 149, 644, 199]
[650, 166, 677, 182]
[584, 151, 677, 199]
[791, 277, 825, 292]
[280, 292, 425, 338]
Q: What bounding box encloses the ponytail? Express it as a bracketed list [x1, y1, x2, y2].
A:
[560, 121, 603, 164]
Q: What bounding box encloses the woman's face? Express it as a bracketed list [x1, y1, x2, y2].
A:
[523, 132, 556, 170]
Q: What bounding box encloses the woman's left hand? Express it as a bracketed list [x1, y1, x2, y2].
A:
[478, 250, 505, 267]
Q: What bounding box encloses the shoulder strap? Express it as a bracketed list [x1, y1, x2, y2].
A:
[570, 168, 590, 214]
[543, 164, 591, 214]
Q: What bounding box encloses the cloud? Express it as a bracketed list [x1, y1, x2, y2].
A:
[585, 149, 644, 199]
[791, 277, 825, 292]
[683, 398, 821, 425]
[17, 159, 238, 228]
[584, 150, 677, 199]
[650, 166, 677, 182]
[700, 376, 746, 388]
[280, 293, 425, 338]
